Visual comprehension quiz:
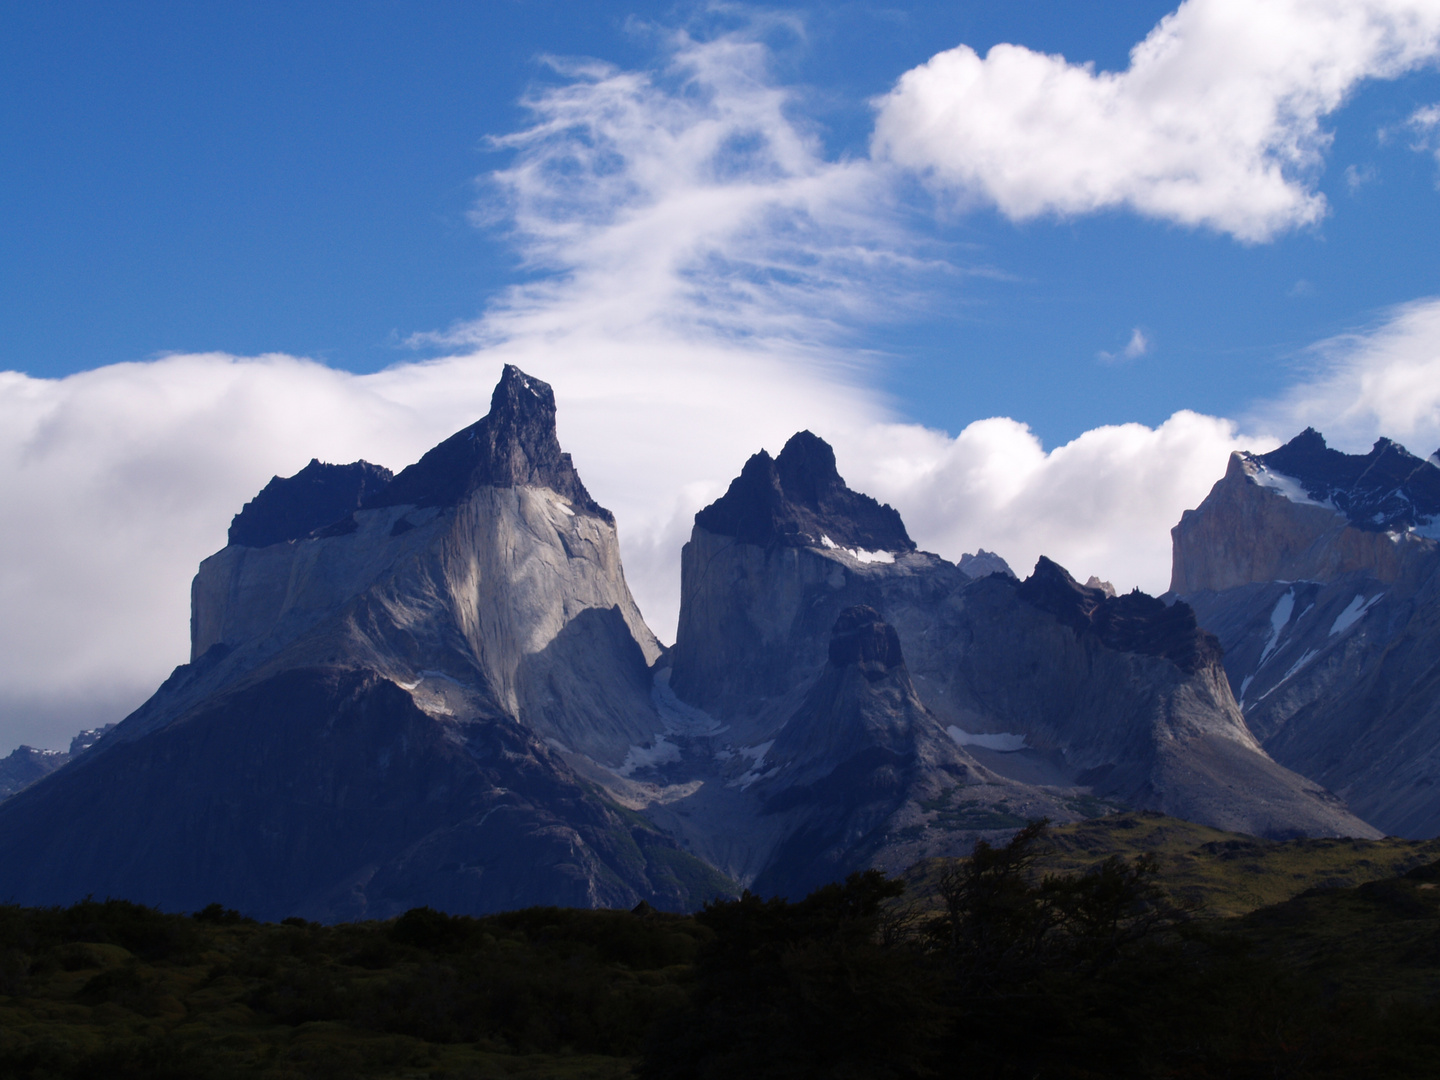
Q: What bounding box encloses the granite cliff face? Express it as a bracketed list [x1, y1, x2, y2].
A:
[0, 401, 1393, 921]
[670, 433, 1375, 842]
[0, 366, 730, 919]
[1174, 429, 1440, 836]
[1171, 429, 1439, 594]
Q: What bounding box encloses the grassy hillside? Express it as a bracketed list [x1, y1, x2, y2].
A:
[907, 811, 1440, 916]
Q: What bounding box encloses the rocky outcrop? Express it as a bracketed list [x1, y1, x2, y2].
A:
[365, 365, 610, 519]
[1171, 431, 1439, 594]
[1175, 429, 1440, 837]
[747, 607, 1056, 897]
[0, 724, 115, 802]
[0, 366, 728, 918]
[1019, 557, 1221, 673]
[0, 401, 1394, 920]
[671, 433, 1377, 842]
[0, 746, 66, 801]
[693, 430, 914, 553]
[229, 460, 394, 548]
[933, 564, 1373, 839]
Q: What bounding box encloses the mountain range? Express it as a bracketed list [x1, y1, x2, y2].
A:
[1, 366, 1430, 919]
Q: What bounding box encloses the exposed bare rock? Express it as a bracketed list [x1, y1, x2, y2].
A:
[693, 430, 914, 553]
[671, 433, 1377, 843]
[229, 459, 393, 548]
[1171, 431, 1439, 594]
[960, 548, 1015, 579]
[0, 366, 726, 918]
[0, 746, 67, 801]
[933, 564, 1374, 840]
[747, 607, 1066, 897]
[0, 724, 115, 802]
[1174, 429, 1440, 837]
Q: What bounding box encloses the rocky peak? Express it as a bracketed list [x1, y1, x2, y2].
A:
[228, 459, 394, 548]
[958, 549, 1015, 579]
[827, 606, 905, 679]
[1248, 428, 1440, 533]
[693, 431, 914, 552]
[365, 365, 611, 521]
[1017, 557, 1220, 673]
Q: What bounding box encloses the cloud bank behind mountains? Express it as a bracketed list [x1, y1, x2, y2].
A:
[4, 11, 1440, 752]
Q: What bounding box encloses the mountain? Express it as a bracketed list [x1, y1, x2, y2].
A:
[0, 366, 733, 919]
[1173, 429, 1440, 837]
[668, 432, 1375, 842]
[0, 725, 113, 801]
[0, 393, 1382, 921]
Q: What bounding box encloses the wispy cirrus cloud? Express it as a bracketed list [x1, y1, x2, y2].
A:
[1254, 296, 1440, 454]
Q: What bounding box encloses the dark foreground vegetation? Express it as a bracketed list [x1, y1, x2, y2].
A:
[4, 814, 1440, 1079]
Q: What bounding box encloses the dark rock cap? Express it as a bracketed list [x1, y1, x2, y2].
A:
[364, 365, 612, 521]
[229, 459, 395, 548]
[1017, 556, 1221, 674]
[827, 605, 905, 678]
[694, 431, 915, 552]
[1255, 428, 1440, 533]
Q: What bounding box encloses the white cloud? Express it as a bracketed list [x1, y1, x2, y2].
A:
[872, 0, 1440, 241]
[1255, 296, 1440, 453]
[842, 410, 1266, 602]
[1343, 162, 1379, 192]
[1099, 327, 1151, 363]
[1408, 102, 1440, 174]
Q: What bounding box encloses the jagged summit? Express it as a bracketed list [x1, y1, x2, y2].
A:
[229, 459, 394, 548]
[1017, 556, 1220, 673]
[365, 365, 611, 521]
[1249, 428, 1440, 534]
[694, 430, 914, 552]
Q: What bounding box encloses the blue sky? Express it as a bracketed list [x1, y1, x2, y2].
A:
[3, 1, 1440, 750]
[7, 1, 1437, 441]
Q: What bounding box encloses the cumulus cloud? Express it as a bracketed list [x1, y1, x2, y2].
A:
[872, 0, 1440, 240]
[840, 410, 1265, 603]
[1255, 296, 1440, 453]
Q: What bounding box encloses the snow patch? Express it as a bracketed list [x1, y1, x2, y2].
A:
[1330, 593, 1383, 636]
[739, 740, 774, 764]
[818, 534, 895, 564]
[947, 726, 1028, 752]
[731, 740, 777, 789]
[849, 548, 896, 564]
[618, 735, 682, 777]
[1250, 464, 1336, 511]
[1256, 588, 1295, 669]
